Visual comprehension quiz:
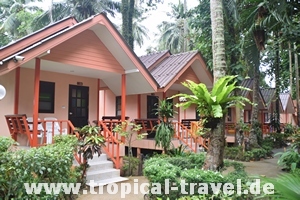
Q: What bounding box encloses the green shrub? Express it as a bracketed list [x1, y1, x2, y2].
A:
[224, 146, 243, 160]
[223, 160, 245, 172]
[269, 132, 288, 148]
[0, 135, 81, 199]
[225, 146, 270, 162]
[0, 137, 17, 153]
[143, 158, 181, 199]
[276, 146, 300, 171]
[143, 154, 253, 199]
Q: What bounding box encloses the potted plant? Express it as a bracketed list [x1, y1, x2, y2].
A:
[153, 99, 177, 153]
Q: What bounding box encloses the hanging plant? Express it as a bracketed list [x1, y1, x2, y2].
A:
[170, 75, 253, 131]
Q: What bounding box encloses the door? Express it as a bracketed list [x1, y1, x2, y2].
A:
[147, 95, 159, 118]
[69, 85, 89, 128]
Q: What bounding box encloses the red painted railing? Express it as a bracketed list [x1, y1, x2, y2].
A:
[99, 120, 121, 169]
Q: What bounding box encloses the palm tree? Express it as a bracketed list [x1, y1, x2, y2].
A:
[201, 0, 227, 171]
[0, 0, 42, 43]
[156, 1, 190, 53]
[33, 0, 120, 28]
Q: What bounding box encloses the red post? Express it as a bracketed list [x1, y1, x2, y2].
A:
[14, 67, 20, 114]
[121, 74, 126, 121]
[32, 58, 40, 147]
[97, 79, 100, 123]
[121, 74, 126, 143]
[137, 94, 141, 119]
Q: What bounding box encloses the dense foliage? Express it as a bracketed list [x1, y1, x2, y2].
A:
[0, 135, 81, 199]
[143, 153, 253, 199]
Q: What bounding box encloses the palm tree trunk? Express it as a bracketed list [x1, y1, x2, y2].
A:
[121, 0, 129, 43]
[249, 49, 260, 148]
[128, 0, 135, 50]
[274, 33, 281, 133]
[203, 0, 227, 171]
[203, 117, 225, 170]
[210, 0, 227, 82]
[183, 0, 188, 52]
[289, 42, 293, 95]
[295, 43, 300, 126]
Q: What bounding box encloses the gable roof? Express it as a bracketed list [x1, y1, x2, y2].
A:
[261, 88, 284, 112]
[0, 13, 158, 95]
[261, 88, 276, 106]
[139, 50, 170, 69]
[280, 93, 295, 113]
[240, 78, 266, 107]
[0, 17, 77, 60]
[140, 50, 213, 92]
[150, 50, 199, 88]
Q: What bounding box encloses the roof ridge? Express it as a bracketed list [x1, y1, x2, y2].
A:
[139, 50, 169, 58]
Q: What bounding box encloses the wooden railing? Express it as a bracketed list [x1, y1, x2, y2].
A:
[99, 120, 121, 169]
[134, 118, 159, 132]
[173, 122, 199, 153]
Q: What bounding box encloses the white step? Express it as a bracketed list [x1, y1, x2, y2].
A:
[88, 161, 113, 172]
[86, 177, 129, 187]
[88, 154, 108, 163]
[86, 168, 121, 181]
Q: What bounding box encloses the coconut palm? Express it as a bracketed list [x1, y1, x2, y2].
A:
[33, 0, 120, 28]
[156, 0, 190, 53]
[0, 0, 41, 42]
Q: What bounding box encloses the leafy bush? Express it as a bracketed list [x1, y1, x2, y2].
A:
[0, 137, 17, 152]
[224, 145, 271, 162]
[122, 155, 140, 176]
[276, 146, 300, 171]
[268, 132, 288, 148]
[143, 153, 253, 199]
[0, 135, 81, 199]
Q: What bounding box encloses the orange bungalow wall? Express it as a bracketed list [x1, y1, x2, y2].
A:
[18, 68, 98, 123]
[0, 71, 16, 136]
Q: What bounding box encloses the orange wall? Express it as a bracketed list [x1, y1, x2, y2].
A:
[18, 68, 98, 124]
[99, 90, 138, 121]
[0, 70, 16, 136]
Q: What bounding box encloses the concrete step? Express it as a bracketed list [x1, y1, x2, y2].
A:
[88, 161, 113, 172]
[88, 154, 108, 163]
[86, 177, 129, 187]
[86, 168, 121, 181]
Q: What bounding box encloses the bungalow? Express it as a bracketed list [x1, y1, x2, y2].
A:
[0, 13, 157, 148]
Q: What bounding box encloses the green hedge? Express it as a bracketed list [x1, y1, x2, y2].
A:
[143, 153, 252, 199]
[0, 135, 81, 199]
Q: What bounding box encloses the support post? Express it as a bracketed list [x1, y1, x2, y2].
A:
[14, 67, 20, 114]
[32, 58, 40, 147]
[121, 74, 126, 143]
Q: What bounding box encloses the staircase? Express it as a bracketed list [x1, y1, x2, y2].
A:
[83, 154, 128, 187]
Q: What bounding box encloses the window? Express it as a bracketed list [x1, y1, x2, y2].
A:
[116, 96, 121, 116]
[39, 81, 55, 113]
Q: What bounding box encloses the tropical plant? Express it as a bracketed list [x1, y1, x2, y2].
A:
[170, 75, 252, 170]
[153, 99, 177, 153]
[260, 173, 300, 200]
[171, 75, 251, 121]
[167, 144, 188, 157]
[276, 146, 300, 171]
[76, 125, 106, 178]
[113, 121, 147, 176]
